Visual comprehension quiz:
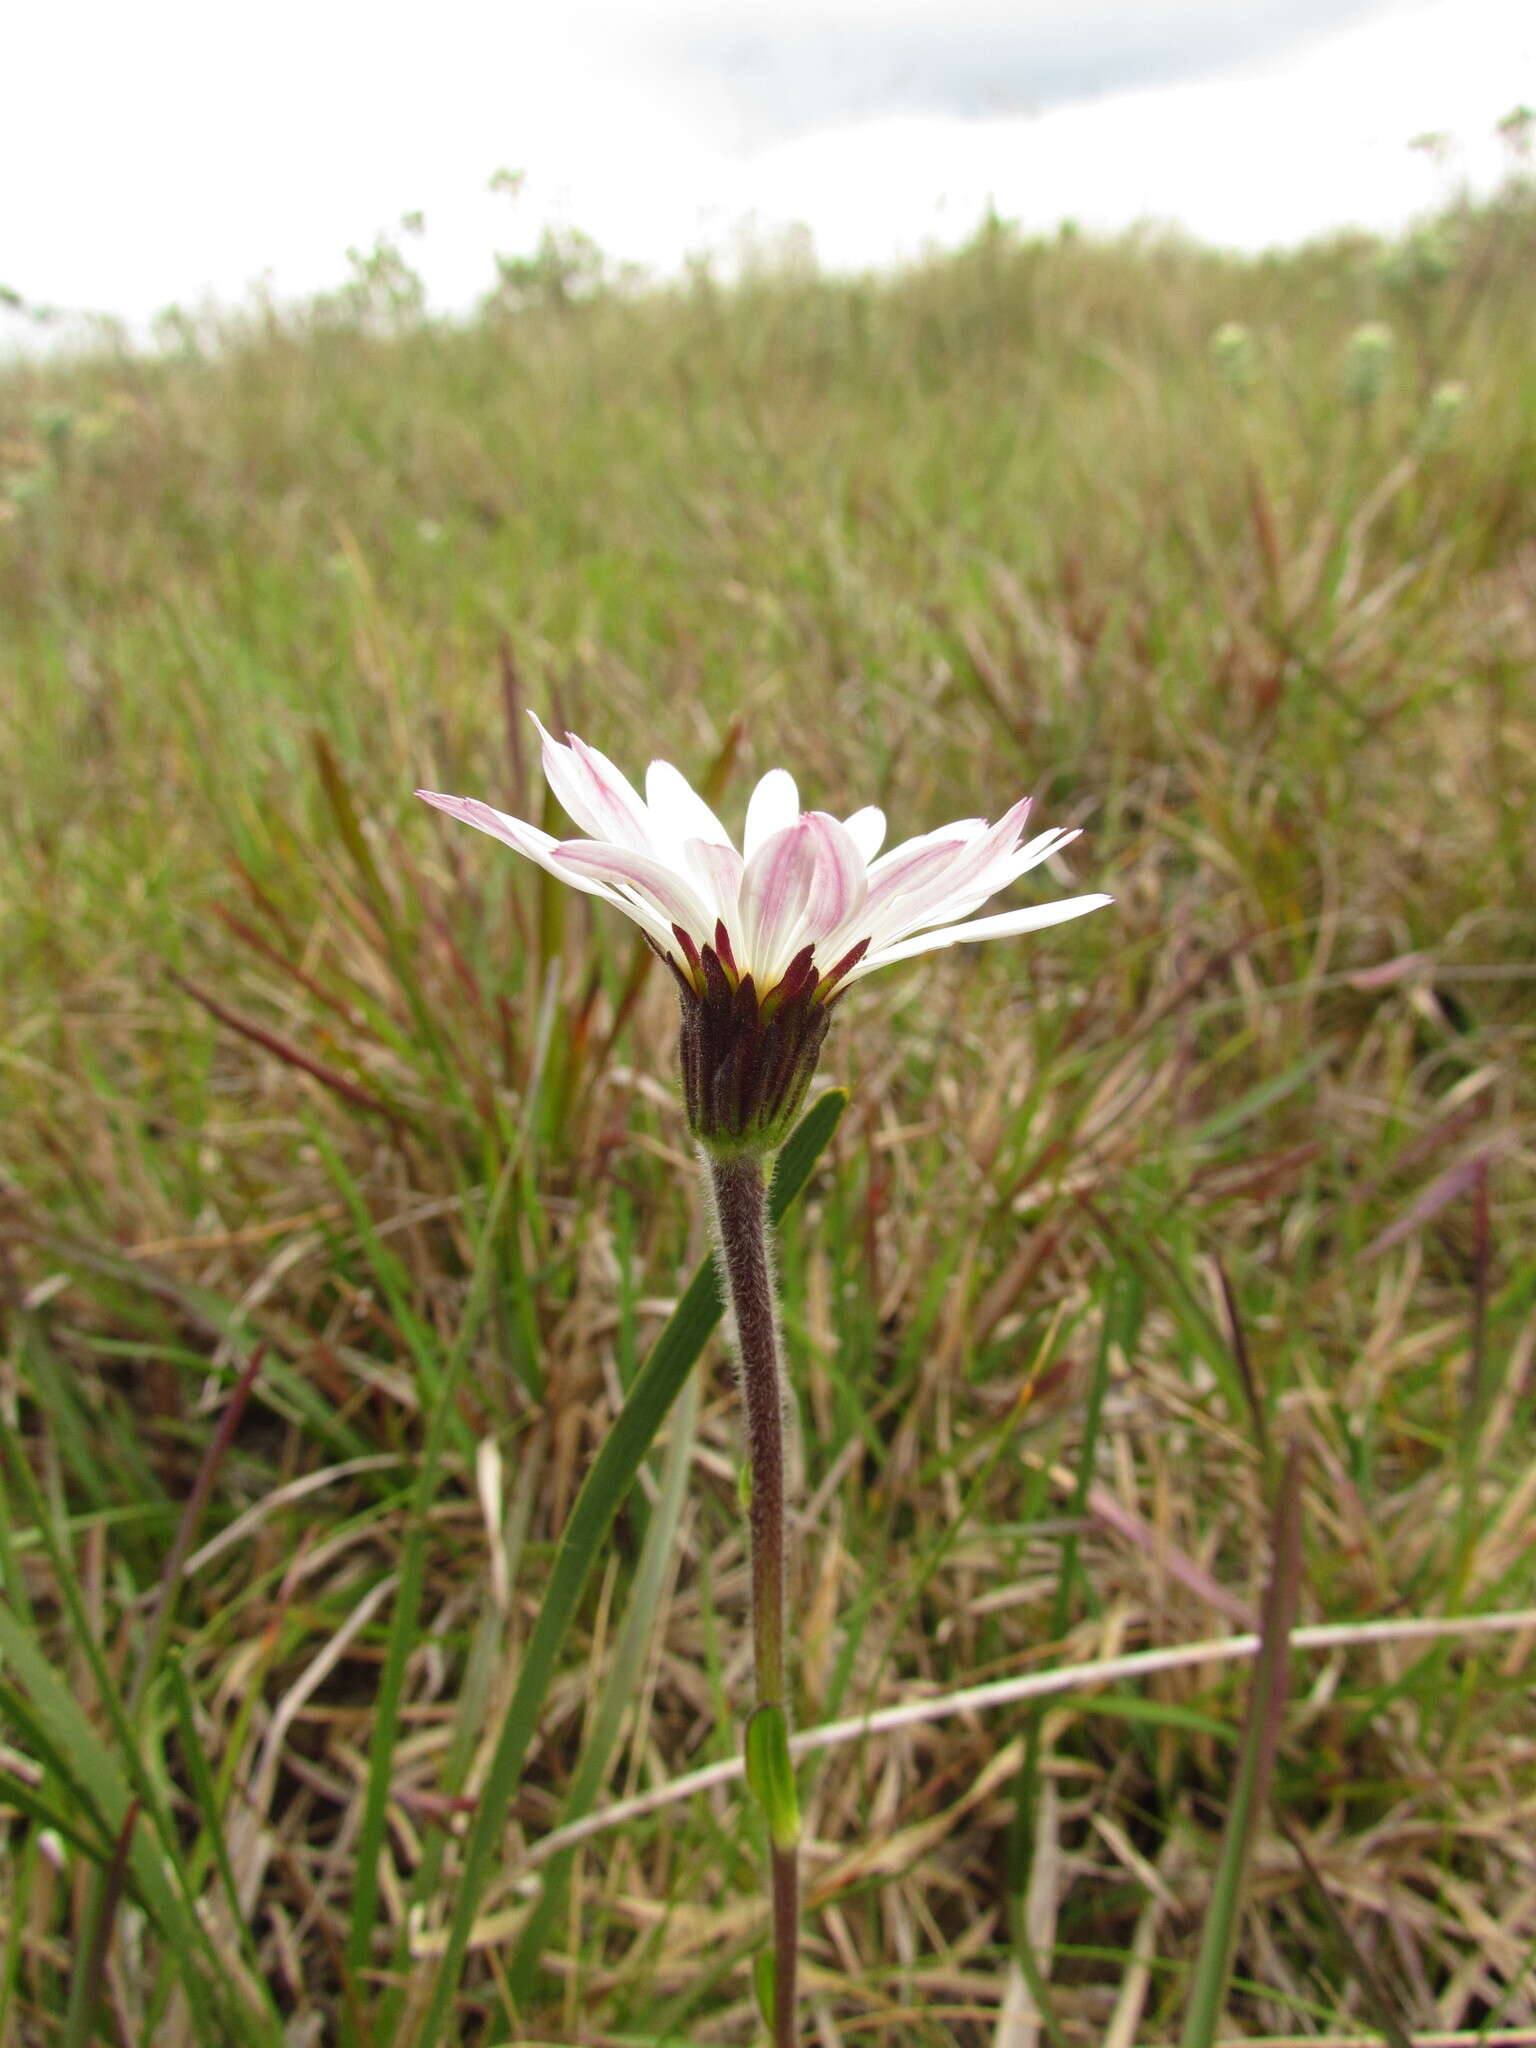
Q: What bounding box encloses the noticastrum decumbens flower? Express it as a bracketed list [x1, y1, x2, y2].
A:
[419, 718, 1111, 1153]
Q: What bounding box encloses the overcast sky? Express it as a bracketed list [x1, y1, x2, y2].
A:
[5, 0, 1534, 336]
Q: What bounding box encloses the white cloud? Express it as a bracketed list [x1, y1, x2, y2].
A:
[737, 0, 1533, 265]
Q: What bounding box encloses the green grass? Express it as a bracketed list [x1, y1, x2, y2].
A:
[1, 182, 1534, 2045]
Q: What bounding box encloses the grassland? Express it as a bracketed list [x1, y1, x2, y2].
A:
[1, 184, 1534, 2047]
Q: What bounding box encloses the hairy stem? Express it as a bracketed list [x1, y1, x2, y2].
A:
[708, 1150, 799, 2048]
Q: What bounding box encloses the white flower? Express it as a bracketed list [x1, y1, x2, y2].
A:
[420, 719, 1110, 1149]
[419, 717, 1110, 999]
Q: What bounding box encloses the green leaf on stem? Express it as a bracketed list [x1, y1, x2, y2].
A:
[753, 1947, 777, 2030]
[745, 1703, 801, 1851]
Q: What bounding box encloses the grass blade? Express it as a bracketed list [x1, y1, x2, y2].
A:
[0, 1436, 276, 2047]
[504, 1364, 701, 2001]
[1178, 1441, 1304, 2048]
[163, 1652, 287, 2033]
[168, 967, 406, 1122]
[342, 1150, 522, 2008]
[128, 1343, 266, 1718]
[61, 1797, 140, 2048]
[1277, 1813, 1415, 2048]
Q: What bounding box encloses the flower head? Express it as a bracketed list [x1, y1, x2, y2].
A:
[419, 719, 1110, 1152]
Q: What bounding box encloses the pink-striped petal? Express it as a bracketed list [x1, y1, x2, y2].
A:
[801, 812, 869, 942]
[865, 797, 1036, 939]
[858, 836, 975, 933]
[418, 791, 681, 946]
[684, 838, 745, 926]
[739, 818, 818, 981]
[529, 713, 656, 854]
[552, 841, 715, 941]
[813, 832, 975, 964]
[892, 828, 1084, 938]
[864, 834, 973, 901]
[416, 790, 557, 863]
[867, 819, 986, 881]
[843, 894, 1113, 983]
[916, 796, 1035, 904]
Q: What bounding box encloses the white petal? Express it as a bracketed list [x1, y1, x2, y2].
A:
[529, 713, 655, 854]
[744, 768, 800, 863]
[935, 795, 1035, 896]
[645, 758, 734, 861]
[739, 819, 818, 983]
[843, 894, 1113, 983]
[842, 806, 886, 862]
[552, 842, 715, 941]
[1004, 826, 1081, 880]
[526, 715, 609, 841]
[568, 733, 662, 851]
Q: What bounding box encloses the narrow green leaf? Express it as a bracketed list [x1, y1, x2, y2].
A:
[0, 1825, 39, 2042]
[7, 1223, 366, 1464]
[745, 1703, 801, 1851]
[1186, 1043, 1335, 1146]
[753, 1947, 776, 2030]
[0, 1678, 116, 1850]
[312, 728, 391, 906]
[308, 1117, 478, 1468]
[1082, 1202, 1253, 1432]
[311, 729, 474, 1112]
[1071, 1693, 1234, 1743]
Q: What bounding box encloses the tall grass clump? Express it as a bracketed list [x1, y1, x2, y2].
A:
[1, 176, 1534, 2045]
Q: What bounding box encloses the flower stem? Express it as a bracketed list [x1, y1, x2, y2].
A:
[707, 1149, 800, 2048]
